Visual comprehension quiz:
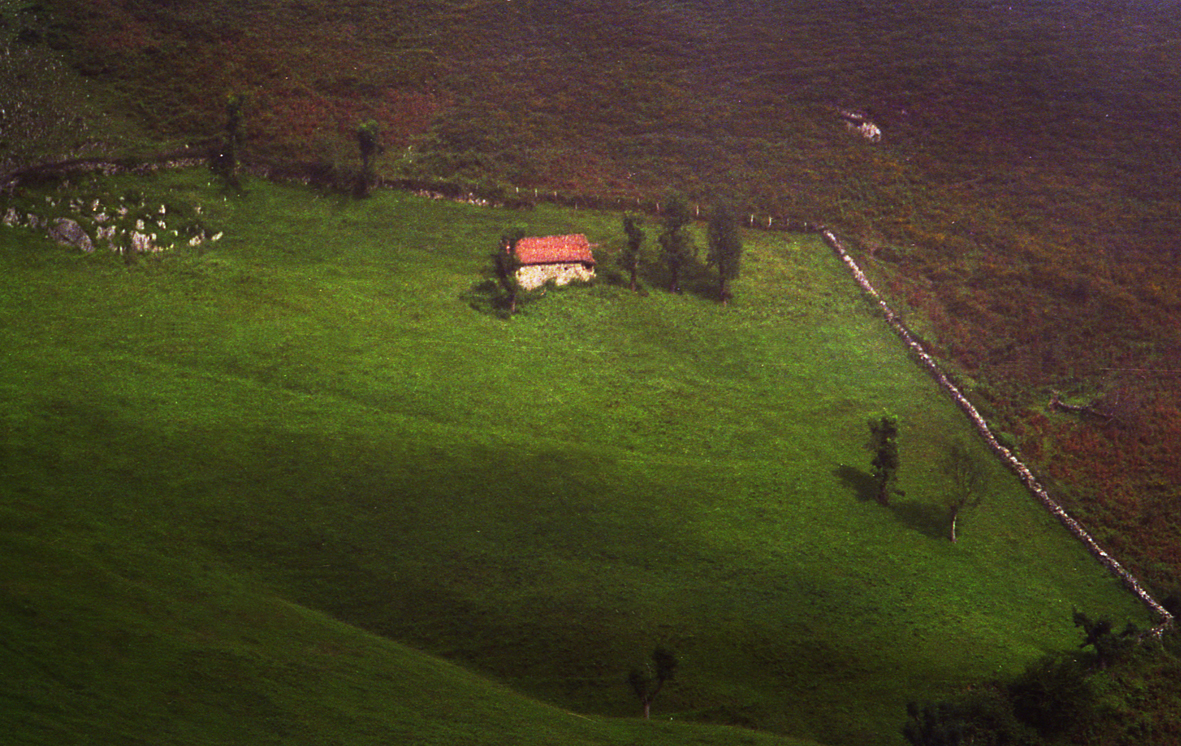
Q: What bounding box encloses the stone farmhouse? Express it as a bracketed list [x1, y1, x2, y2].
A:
[515, 234, 596, 290]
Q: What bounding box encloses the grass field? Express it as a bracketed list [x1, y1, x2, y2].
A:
[12, 0, 1181, 609]
[0, 170, 1150, 745]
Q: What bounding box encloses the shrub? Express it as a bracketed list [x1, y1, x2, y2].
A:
[1009, 653, 1096, 737]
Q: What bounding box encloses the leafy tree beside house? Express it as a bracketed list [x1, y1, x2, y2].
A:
[657, 194, 694, 293]
[706, 201, 742, 304]
[491, 226, 526, 315]
[621, 213, 645, 291]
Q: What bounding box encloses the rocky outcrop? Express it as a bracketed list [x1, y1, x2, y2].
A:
[47, 217, 94, 253]
[2, 188, 222, 256]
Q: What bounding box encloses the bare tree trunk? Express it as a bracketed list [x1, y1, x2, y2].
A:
[949, 508, 959, 543]
[642, 700, 651, 719]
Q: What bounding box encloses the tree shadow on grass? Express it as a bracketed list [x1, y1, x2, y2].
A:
[834, 465, 876, 503]
[833, 465, 948, 540]
[890, 500, 950, 541]
[634, 255, 721, 303]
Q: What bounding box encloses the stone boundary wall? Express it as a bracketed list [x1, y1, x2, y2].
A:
[0, 147, 214, 189]
[2, 151, 823, 229]
[819, 229, 1174, 635]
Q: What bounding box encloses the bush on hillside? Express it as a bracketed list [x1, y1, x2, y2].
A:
[903, 688, 1038, 746]
[1008, 653, 1097, 737]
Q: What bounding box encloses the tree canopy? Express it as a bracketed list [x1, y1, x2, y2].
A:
[657, 194, 694, 293]
[628, 646, 678, 719]
[491, 226, 526, 315]
[355, 119, 384, 196]
[867, 413, 902, 506]
[706, 201, 742, 303]
[621, 212, 644, 292]
[942, 440, 986, 542]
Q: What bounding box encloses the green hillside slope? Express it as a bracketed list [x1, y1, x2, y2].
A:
[0, 170, 1149, 745]
[16, 1, 1181, 585]
[1, 504, 823, 746]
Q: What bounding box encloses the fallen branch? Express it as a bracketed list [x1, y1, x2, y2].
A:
[1048, 390, 1119, 425]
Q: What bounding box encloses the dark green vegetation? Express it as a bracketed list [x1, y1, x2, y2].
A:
[210, 93, 246, 190]
[354, 119, 384, 197]
[706, 201, 742, 304]
[866, 414, 902, 507]
[0, 170, 1150, 744]
[902, 614, 1181, 745]
[620, 213, 644, 292]
[628, 647, 679, 720]
[941, 441, 987, 544]
[657, 192, 695, 293]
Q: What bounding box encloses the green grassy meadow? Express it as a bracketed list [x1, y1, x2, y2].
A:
[0, 170, 1150, 745]
[12, 0, 1181, 607]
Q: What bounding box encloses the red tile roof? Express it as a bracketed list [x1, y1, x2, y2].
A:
[514, 234, 595, 266]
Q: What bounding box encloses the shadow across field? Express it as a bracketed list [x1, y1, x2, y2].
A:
[834, 465, 947, 540]
[834, 464, 877, 504]
[890, 500, 949, 541]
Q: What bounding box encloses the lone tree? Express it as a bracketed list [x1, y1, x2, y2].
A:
[355, 119, 384, 196]
[628, 646, 678, 719]
[705, 200, 742, 303]
[621, 212, 645, 291]
[211, 93, 245, 189]
[942, 441, 986, 542]
[491, 226, 526, 315]
[866, 413, 902, 506]
[657, 194, 694, 293]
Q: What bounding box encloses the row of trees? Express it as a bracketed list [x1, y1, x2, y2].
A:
[621, 194, 744, 303]
[211, 94, 385, 196]
[488, 193, 744, 317]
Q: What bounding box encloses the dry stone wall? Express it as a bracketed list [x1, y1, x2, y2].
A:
[820, 229, 1173, 634]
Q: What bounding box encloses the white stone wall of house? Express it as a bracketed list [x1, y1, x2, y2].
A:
[517, 263, 595, 290]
